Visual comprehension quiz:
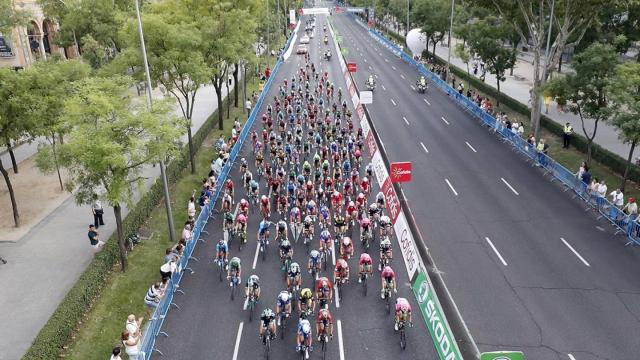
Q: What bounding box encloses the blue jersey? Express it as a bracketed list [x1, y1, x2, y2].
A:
[216, 242, 228, 253]
[342, 161, 351, 172]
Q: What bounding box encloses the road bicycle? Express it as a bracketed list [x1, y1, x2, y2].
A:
[262, 326, 274, 359]
[278, 311, 289, 340]
[361, 228, 372, 250]
[396, 319, 412, 350]
[216, 256, 227, 282]
[359, 270, 371, 296]
[229, 273, 240, 301]
[318, 326, 330, 360]
[282, 254, 293, 280]
[321, 246, 331, 271]
[382, 280, 393, 314]
[247, 291, 258, 322]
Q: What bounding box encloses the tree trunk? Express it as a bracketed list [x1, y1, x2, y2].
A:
[5, 140, 18, 174]
[225, 77, 231, 119]
[558, 54, 563, 73]
[243, 64, 247, 107]
[233, 63, 239, 108]
[113, 204, 128, 272]
[496, 77, 501, 107]
[432, 40, 437, 62]
[510, 43, 517, 76]
[0, 158, 20, 227]
[187, 123, 196, 174]
[51, 135, 64, 191]
[530, 47, 542, 141]
[621, 140, 636, 193]
[213, 80, 224, 130]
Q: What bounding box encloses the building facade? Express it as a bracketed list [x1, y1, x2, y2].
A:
[0, 0, 78, 70]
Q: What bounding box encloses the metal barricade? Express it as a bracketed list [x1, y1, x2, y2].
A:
[137, 33, 295, 360]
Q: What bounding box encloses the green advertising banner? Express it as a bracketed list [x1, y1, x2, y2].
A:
[480, 351, 525, 360]
[341, 48, 348, 56]
[412, 271, 463, 360]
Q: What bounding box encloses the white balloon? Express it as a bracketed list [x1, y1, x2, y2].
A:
[406, 28, 427, 56]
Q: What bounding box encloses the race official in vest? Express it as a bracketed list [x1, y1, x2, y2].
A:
[563, 122, 573, 149]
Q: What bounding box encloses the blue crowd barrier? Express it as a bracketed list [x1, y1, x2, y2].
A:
[349, 16, 640, 247]
[137, 33, 296, 360]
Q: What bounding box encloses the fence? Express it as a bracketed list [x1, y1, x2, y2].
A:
[137, 32, 296, 360]
[351, 15, 640, 247]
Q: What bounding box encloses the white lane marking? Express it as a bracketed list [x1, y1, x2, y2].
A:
[338, 320, 346, 360]
[420, 142, 429, 154]
[400, 74, 405, 79]
[368, 65, 373, 70]
[441, 117, 450, 125]
[445, 179, 458, 196]
[252, 241, 260, 269]
[384, 58, 389, 62]
[392, 65, 397, 70]
[465, 141, 477, 153]
[390, 99, 396, 106]
[423, 98, 431, 106]
[568, 355, 576, 360]
[501, 178, 520, 196]
[561, 238, 591, 267]
[403, 117, 410, 125]
[335, 283, 341, 308]
[231, 322, 244, 360]
[331, 243, 336, 266]
[364, 58, 367, 63]
[485, 237, 508, 266]
[382, 85, 387, 91]
[410, 85, 416, 91]
[243, 295, 249, 310]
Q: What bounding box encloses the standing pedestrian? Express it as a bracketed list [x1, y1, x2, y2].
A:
[109, 347, 123, 360]
[88, 224, 105, 249]
[610, 188, 624, 208]
[245, 97, 252, 117]
[580, 165, 592, 186]
[563, 122, 573, 148]
[92, 197, 105, 228]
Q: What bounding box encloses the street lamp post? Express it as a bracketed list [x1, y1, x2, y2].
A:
[406, 0, 410, 37]
[446, 0, 455, 82]
[134, 0, 177, 244]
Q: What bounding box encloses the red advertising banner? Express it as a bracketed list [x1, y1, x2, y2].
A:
[347, 62, 357, 72]
[366, 132, 377, 157]
[356, 104, 365, 121]
[349, 82, 356, 98]
[382, 177, 401, 224]
[390, 162, 412, 183]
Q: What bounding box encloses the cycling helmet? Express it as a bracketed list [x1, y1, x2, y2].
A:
[281, 239, 292, 249]
[278, 220, 286, 231]
[320, 229, 330, 242]
[301, 320, 311, 334]
[262, 308, 274, 317]
[336, 258, 347, 269]
[217, 239, 226, 248]
[301, 288, 312, 299]
[310, 249, 320, 259]
[320, 278, 329, 287]
[357, 193, 365, 201]
[380, 238, 392, 249]
[240, 199, 248, 207]
[360, 253, 372, 262]
[306, 181, 313, 190]
[261, 195, 269, 204]
[361, 218, 371, 226]
[319, 308, 330, 318]
[290, 262, 300, 273]
[248, 274, 260, 285]
[279, 291, 291, 302]
[236, 214, 247, 224]
[304, 216, 312, 225]
[383, 266, 394, 275]
[241, 158, 247, 165]
[369, 203, 378, 211]
[342, 237, 351, 246]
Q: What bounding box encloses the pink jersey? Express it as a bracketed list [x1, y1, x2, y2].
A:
[381, 267, 395, 280]
[395, 298, 411, 312]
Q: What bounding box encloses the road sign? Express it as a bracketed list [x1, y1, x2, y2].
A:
[480, 352, 525, 360]
[347, 62, 357, 73]
[360, 90, 373, 104]
[390, 162, 412, 182]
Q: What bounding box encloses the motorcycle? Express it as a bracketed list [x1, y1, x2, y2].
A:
[366, 80, 376, 91]
[325, 51, 331, 61]
[324, 36, 328, 45]
[417, 82, 427, 93]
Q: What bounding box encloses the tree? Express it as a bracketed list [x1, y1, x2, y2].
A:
[1, 0, 30, 34]
[56, 76, 182, 271]
[121, 0, 209, 174]
[413, 0, 451, 60]
[197, 1, 257, 130]
[608, 62, 640, 191]
[31, 59, 91, 191]
[475, 0, 613, 141]
[544, 43, 618, 165]
[454, 43, 471, 75]
[467, 16, 517, 106]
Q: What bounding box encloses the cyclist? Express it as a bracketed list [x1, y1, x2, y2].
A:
[379, 237, 393, 270]
[224, 178, 234, 198]
[308, 249, 322, 274]
[334, 258, 349, 285]
[356, 193, 367, 217]
[358, 253, 373, 283]
[245, 274, 261, 300]
[302, 215, 314, 242]
[222, 192, 233, 214]
[296, 318, 313, 352]
[360, 177, 371, 195]
[376, 191, 385, 209]
[240, 157, 248, 174]
[368, 203, 380, 224]
[319, 229, 332, 253]
[381, 265, 397, 299]
[279, 239, 293, 269]
[380, 215, 392, 237]
[260, 308, 277, 342]
[339, 236, 354, 259]
[360, 217, 372, 243]
[243, 170, 253, 194]
[227, 256, 242, 285]
[249, 179, 260, 200]
[334, 213, 347, 238]
[235, 213, 247, 237]
[316, 308, 333, 341]
[299, 287, 315, 316]
[394, 297, 413, 331]
[276, 290, 292, 325]
[276, 220, 288, 242]
[238, 198, 250, 216]
[290, 206, 302, 240]
[258, 219, 271, 244]
[260, 195, 271, 219]
[345, 200, 357, 225]
[315, 277, 333, 307]
[331, 190, 343, 210]
[287, 262, 302, 291]
[306, 199, 318, 218]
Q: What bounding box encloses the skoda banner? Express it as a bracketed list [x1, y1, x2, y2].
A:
[413, 271, 462, 360]
[480, 351, 525, 360]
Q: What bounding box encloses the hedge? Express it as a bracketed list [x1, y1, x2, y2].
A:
[22, 93, 231, 360]
[377, 24, 640, 184]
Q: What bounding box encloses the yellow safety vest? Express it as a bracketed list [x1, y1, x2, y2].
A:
[564, 125, 573, 135]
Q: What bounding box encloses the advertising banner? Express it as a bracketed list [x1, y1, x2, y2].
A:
[413, 272, 463, 360]
[393, 213, 420, 280]
[480, 352, 525, 360]
[390, 162, 412, 183]
[381, 177, 401, 224]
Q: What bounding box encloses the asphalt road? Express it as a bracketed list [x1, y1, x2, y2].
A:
[153, 14, 437, 360]
[332, 11, 640, 360]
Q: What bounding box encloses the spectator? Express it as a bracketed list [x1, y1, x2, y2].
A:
[536, 139, 549, 166]
[172, 244, 184, 260]
[610, 188, 624, 208]
[588, 177, 599, 195]
[164, 248, 177, 263]
[160, 258, 176, 281]
[187, 191, 197, 226]
[596, 180, 608, 198]
[623, 198, 638, 218]
[245, 97, 252, 117]
[92, 197, 105, 229]
[563, 122, 574, 149]
[121, 331, 140, 359]
[517, 122, 525, 137]
[457, 83, 464, 95]
[87, 225, 105, 249]
[181, 222, 193, 242]
[575, 161, 587, 179]
[126, 314, 144, 337]
[580, 164, 592, 186]
[109, 347, 122, 360]
[527, 134, 536, 147]
[144, 282, 164, 315]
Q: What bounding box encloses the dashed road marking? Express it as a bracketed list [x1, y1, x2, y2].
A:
[465, 141, 477, 153]
[561, 238, 591, 267]
[445, 178, 458, 196]
[390, 98, 396, 106]
[501, 178, 519, 196]
[441, 117, 450, 125]
[403, 117, 409, 125]
[485, 237, 508, 266]
[420, 142, 429, 153]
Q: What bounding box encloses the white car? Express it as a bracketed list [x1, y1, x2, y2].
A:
[300, 35, 310, 44]
[296, 45, 308, 54]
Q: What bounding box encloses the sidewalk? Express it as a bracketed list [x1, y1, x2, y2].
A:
[432, 38, 632, 159]
[0, 83, 231, 360]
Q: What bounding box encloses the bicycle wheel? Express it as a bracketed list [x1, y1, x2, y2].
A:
[279, 315, 285, 339]
[261, 240, 267, 261]
[322, 337, 327, 360]
[218, 262, 223, 282]
[385, 294, 390, 314]
[363, 274, 368, 296]
[399, 328, 406, 350]
[322, 250, 327, 271]
[264, 336, 270, 360]
[230, 281, 236, 301]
